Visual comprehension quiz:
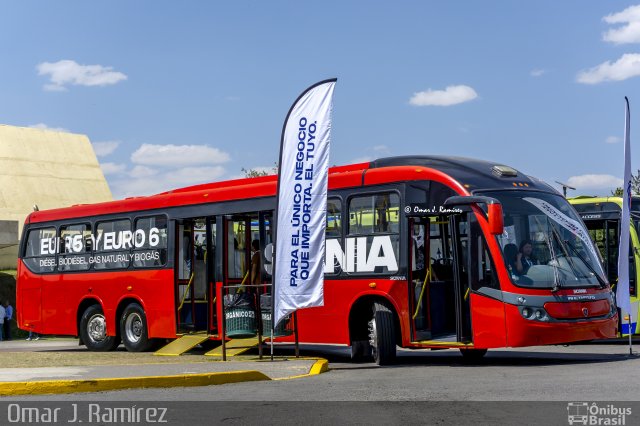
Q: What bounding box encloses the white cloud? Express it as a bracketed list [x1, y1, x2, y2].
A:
[131, 144, 231, 167]
[409, 85, 478, 107]
[372, 145, 389, 153]
[110, 166, 227, 198]
[29, 123, 69, 132]
[606, 136, 621, 144]
[603, 5, 640, 44]
[567, 174, 623, 190]
[576, 53, 640, 84]
[100, 162, 127, 175]
[530, 69, 546, 77]
[92, 140, 120, 157]
[37, 60, 127, 91]
[129, 165, 158, 178]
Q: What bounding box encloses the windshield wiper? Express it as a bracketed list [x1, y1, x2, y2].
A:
[563, 238, 607, 288]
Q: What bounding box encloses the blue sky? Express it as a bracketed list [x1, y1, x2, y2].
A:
[1, 1, 640, 199]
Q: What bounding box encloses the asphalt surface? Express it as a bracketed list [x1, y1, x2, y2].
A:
[6, 342, 636, 401]
[1, 341, 639, 425]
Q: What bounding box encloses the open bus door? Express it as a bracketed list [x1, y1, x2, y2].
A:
[175, 217, 216, 334]
[408, 195, 504, 348]
[218, 212, 273, 341]
[408, 212, 472, 344]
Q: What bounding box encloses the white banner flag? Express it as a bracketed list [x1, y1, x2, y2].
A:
[274, 79, 336, 327]
[617, 97, 632, 319]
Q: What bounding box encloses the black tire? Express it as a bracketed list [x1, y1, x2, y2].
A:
[460, 348, 488, 362]
[368, 302, 396, 365]
[79, 304, 120, 352]
[120, 303, 155, 352]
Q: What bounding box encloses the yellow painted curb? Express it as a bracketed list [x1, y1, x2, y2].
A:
[273, 358, 329, 381]
[0, 370, 269, 396]
[309, 358, 329, 375]
[0, 358, 330, 396]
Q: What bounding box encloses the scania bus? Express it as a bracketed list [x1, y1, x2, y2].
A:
[17, 156, 618, 365]
[569, 196, 639, 335]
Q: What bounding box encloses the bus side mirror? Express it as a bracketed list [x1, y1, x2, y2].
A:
[487, 203, 504, 235]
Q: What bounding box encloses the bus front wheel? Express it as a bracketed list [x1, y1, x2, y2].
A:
[120, 303, 154, 352]
[80, 305, 120, 352]
[368, 302, 396, 366]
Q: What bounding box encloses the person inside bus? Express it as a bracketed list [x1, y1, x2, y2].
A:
[250, 239, 261, 285]
[503, 243, 519, 275]
[374, 195, 390, 232]
[515, 239, 538, 275]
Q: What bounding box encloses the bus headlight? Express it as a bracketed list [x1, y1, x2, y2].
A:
[521, 307, 532, 319]
[534, 309, 548, 321]
[520, 306, 548, 321]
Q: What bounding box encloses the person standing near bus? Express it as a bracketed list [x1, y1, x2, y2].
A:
[3, 301, 12, 340]
[0, 303, 5, 341]
[515, 240, 538, 275]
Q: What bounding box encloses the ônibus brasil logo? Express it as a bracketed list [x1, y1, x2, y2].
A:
[567, 402, 631, 425]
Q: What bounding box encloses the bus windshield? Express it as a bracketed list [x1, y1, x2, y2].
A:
[481, 190, 607, 289]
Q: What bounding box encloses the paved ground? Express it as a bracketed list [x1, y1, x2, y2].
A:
[0, 341, 638, 425]
[0, 338, 325, 396]
[9, 342, 636, 401]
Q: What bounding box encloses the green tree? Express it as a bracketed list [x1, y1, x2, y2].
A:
[241, 163, 278, 178]
[611, 169, 640, 196]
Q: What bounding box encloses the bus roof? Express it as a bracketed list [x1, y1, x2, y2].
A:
[26, 155, 556, 224]
[569, 195, 640, 218]
[371, 155, 556, 193]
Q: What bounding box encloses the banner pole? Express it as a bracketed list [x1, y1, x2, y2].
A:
[294, 311, 300, 358]
[629, 316, 634, 356]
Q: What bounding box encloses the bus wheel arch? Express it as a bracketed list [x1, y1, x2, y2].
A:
[119, 301, 155, 352]
[348, 296, 399, 364]
[78, 302, 120, 352]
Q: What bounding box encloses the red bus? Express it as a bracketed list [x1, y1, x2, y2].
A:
[16, 156, 618, 364]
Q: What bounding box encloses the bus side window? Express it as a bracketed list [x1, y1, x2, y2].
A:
[58, 223, 91, 272]
[133, 215, 168, 268]
[94, 219, 132, 270]
[326, 198, 342, 237]
[22, 227, 57, 273]
[347, 192, 400, 275]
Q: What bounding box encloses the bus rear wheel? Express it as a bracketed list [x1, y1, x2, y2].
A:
[120, 303, 154, 352]
[80, 304, 120, 352]
[368, 302, 396, 366]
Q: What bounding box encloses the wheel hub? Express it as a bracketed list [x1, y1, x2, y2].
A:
[87, 314, 107, 343]
[125, 313, 143, 343]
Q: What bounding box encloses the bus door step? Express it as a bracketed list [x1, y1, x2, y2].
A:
[205, 337, 260, 357]
[154, 334, 210, 356]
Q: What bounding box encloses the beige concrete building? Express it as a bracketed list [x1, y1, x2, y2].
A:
[0, 124, 112, 268]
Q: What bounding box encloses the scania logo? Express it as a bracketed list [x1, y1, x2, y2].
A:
[582, 308, 589, 317]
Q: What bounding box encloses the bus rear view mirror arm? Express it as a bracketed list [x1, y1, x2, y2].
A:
[443, 195, 504, 235]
